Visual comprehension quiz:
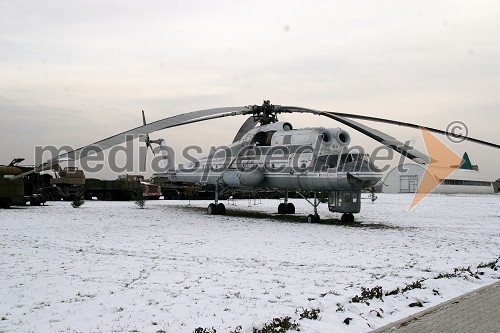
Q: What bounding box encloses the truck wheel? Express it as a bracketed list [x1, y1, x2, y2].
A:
[163, 190, 179, 200]
[129, 191, 139, 200]
[104, 192, 113, 201]
[96, 193, 104, 201]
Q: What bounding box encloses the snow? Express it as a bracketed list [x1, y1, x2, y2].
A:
[0, 193, 499, 333]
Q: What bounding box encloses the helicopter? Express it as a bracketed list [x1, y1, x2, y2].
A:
[15, 100, 500, 222]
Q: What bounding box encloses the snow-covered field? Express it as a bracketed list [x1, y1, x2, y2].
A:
[1, 193, 499, 333]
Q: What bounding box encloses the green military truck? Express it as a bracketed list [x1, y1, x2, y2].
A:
[85, 175, 161, 201]
[149, 176, 203, 200]
[0, 166, 25, 208]
[50, 166, 86, 200]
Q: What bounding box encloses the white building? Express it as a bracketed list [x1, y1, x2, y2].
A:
[382, 163, 494, 194]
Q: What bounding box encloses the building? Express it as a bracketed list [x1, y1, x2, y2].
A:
[381, 153, 494, 194]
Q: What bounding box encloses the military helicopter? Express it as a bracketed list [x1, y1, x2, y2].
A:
[15, 100, 500, 222]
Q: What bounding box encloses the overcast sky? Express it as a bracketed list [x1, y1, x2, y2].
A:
[1, 0, 499, 179]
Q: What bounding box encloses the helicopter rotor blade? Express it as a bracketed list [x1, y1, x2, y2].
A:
[13, 101, 499, 179]
[324, 112, 500, 150]
[233, 116, 259, 143]
[13, 106, 251, 179]
[279, 105, 499, 164]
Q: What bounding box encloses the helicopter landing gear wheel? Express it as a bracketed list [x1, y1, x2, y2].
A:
[208, 203, 226, 215]
[341, 213, 355, 223]
[208, 203, 217, 215]
[286, 203, 295, 214]
[216, 203, 226, 215]
[278, 203, 286, 214]
[307, 214, 320, 223]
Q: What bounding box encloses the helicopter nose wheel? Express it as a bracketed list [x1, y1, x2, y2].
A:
[208, 183, 227, 215]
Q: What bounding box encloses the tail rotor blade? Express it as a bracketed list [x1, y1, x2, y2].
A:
[142, 110, 147, 126]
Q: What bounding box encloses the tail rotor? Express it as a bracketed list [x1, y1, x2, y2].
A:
[141, 110, 156, 170]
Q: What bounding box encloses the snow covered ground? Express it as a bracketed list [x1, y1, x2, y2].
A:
[0, 193, 499, 333]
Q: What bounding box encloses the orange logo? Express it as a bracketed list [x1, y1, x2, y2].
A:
[409, 128, 463, 209]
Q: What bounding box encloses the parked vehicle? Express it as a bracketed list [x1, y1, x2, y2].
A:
[84, 175, 160, 201]
[0, 166, 24, 208]
[149, 176, 202, 200]
[50, 165, 86, 200]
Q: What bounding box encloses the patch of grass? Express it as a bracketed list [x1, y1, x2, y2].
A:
[135, 197, 146, 209]
[351, 286, 383, 304]
[229, 326, 242, 333]
[385, 279, 424, 296]
[253, 316, 300, 333]
[435, 266, 482, 280]
[477, 258, 499, 271]
[193, 328, 216, 333]
[298, 307, 320, 320]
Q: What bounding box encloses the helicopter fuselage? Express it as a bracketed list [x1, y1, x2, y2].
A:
[166, 122, 383, 192]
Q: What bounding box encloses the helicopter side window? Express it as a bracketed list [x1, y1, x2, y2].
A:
[314, 154, 339, 171]
[252, 131, 275, 146]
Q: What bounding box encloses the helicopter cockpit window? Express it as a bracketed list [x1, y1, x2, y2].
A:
[252, 131, 275, 146]
[340, 153, 369, 164]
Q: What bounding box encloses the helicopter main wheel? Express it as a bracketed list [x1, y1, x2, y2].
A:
[286, 203, 295, 214]
[307, 214, 320, 223]
[207, 203, 217, 215]
[341, 213, 355, 223]
[216, 203, 226, 215]
[278, 203, 286, 214]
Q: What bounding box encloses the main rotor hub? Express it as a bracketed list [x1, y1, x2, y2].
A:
[250, 100, 281, 125]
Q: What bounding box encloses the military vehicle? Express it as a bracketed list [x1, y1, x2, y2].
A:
[149, 177, 202, 200]
[50, 165, 86, 200]
[0, 159, 49, 206]
[84, 175, 161, 201]
[0, 166, 24, 208]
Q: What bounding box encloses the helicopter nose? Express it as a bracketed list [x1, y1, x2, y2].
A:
[337, 159, 383, 189]
[346, 172, 381, 188]
[340, 159, 382, 174]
